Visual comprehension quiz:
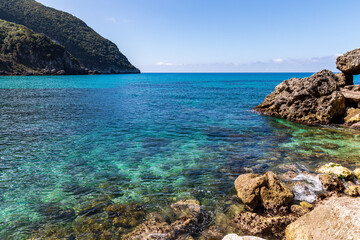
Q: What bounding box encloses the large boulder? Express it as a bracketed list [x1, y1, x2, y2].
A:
[285, 196, 360, 240]
[336, 48, 360, 75]
[255, 70, 348, 124]
[234, 171, 294, 213]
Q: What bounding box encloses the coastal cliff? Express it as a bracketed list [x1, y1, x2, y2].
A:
[255, 47, 360, 127]
[0, 0, 139, 74]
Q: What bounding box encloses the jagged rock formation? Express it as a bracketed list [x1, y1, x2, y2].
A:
[0, 19, 85, 75]
[0, 0, 139, 74]
[255, 47, 360, 126]
[255, 70, 348, 124]
[336, 48, 360, 75]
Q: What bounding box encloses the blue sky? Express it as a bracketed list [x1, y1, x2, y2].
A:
[37, 0, 360, 72]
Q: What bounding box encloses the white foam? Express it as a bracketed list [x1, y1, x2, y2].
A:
[290, 173, 324, 203]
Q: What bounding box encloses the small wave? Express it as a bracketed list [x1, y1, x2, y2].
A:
[290, 173, 324, 203]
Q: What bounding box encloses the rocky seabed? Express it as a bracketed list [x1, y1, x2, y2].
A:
[27, 162, 360, 240]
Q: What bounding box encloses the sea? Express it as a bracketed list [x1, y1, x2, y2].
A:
[1, 73, 360, 239]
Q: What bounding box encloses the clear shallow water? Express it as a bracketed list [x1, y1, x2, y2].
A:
[1, 73, 360, 239]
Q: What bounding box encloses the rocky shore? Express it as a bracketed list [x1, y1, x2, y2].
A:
[27, 163, 360, 240]
[255, 47, 360, 127]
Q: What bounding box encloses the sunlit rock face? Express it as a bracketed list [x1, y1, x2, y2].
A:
[337, 48, 360, 75]
[285, 196, 360, 240]
[255, 70, 348, 125]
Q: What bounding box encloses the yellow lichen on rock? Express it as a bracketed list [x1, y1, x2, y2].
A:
[344, 108, 360, 124]
[316, 162, 353, 180]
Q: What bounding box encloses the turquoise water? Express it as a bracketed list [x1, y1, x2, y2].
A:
[1, 73, 360, 239]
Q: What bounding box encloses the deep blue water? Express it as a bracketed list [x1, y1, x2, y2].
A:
[1, 73, 360, 239]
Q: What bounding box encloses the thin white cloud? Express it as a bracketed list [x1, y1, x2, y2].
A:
[272, 58, 284, 63]
[105, 17, 116, 23]
[156, 62, 176, 66]
[139, 55, 340, 73]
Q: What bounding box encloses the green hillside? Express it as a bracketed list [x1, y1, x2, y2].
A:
[0, 19, 86, 75]
[0, 0, 140, 74]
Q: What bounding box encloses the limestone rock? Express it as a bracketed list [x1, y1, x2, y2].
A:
[318, 174, 345, 192]
[234, 171, 294, 213]
[350, 121, 360, 129]
[316, 163, 353, 180]
[233, 212, 297, 239]
[344, 108, 360, 124]
[290, 205, 309, 216]
[336, 48, 360, 75]
[299, 201, 313, 210]
[255, 70, 347, 124]
[122, 215, 175, 240]
[285, 196, 360, 240]
[222, 234, 266, 240]
[340, 85, 360, 106]
[344, 186, 359, 197]
[334, 72, 354, 86]
[354, 168, 360, 180]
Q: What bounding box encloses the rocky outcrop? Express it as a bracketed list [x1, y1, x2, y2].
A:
[285, 196, 360, 240]
[254, 70, 348, 124]
[234, 171, 294, 213]
[254, 47, 360, 126]
[336, 48, 360, 75]
[316, 162, 353, 180]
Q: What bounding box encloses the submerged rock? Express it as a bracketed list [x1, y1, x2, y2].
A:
[234, 171, 294, 213]
[122, 214, 175, 240]
[170, 199, 201, 217]
[336, 48, 360, 75]
[285, 196, 360, 240]
[316, 163, 353, 180]
[105, 203, 145, 228]
[73, 212, 114, 240]
[254, 70, 348, 124]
